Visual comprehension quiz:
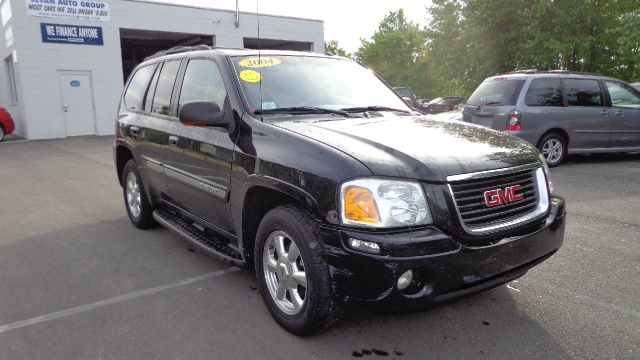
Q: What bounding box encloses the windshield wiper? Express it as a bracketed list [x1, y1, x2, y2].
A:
[340, 106, 412, 114]
[477, 101, 502, 111]
[254, 106, 354, 117]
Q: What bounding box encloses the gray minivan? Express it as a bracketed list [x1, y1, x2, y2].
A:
[462, 71, 640, 166]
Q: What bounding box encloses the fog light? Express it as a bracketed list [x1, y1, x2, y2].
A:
[397, 270, 413, 290]
[348, 238, 380, 254]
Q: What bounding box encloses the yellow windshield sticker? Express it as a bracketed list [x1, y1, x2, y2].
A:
[238, 57, 281, 68]
[239, 69, 261, 83]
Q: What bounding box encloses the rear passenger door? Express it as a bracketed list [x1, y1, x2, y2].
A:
[603, 81, 640, 148]
[119, 62, 170, 199]
[162, 57, 237, 234]
[562, 78, 611, 149]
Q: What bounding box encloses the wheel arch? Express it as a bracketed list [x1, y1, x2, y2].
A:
[115, 144, 135, 186]
[538, 127, 569, 148]
[240, 177, 322, 264]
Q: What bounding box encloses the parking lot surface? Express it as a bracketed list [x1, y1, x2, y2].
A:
[0, 136, 638, 359]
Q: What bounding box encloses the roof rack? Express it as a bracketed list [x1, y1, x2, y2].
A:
[144, 44, 214, 61]
[500, 69, 602, 76]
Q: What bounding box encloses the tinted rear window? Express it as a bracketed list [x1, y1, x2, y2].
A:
[525, 78, 563, 106]
[151, 60, 181, 116]
[565, 79, 603, 107]
[467, 79, 525, 106]
[123, 64, 156, 110]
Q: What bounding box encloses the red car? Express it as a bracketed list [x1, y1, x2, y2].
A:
[0, 107, 15, 141]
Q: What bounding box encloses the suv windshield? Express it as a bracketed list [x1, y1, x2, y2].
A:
[467, 78, 525, 106]
[232, 55, 410, 113]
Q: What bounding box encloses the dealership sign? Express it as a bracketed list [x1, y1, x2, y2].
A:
[40, 23, 104, 45]
[26, 0, 110, 22]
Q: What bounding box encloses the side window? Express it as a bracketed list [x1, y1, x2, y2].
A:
[525, 78, 563, 106]
[123, 65, 156, 110]
[144, 66, 161, 112]
[605, 81, 640, 109]
[565, 79, 603, 107]
[178, 59, 228, 112]
[151, 60, 181, 116]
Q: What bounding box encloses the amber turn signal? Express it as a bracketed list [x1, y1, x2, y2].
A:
[343, 186, 380, 223]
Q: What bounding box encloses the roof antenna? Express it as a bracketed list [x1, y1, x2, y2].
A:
[256, 0, 263, 119]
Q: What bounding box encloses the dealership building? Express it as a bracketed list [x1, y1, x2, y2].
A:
[0, 0, 323, 139]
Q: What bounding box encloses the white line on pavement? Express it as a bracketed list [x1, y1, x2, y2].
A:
[0, 267, 241, 334]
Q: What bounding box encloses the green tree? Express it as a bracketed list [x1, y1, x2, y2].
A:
[324, 40, 351, 57]
[355, 9, 432, 98]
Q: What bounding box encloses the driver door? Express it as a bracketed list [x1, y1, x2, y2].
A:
[162, 57, 237, 233]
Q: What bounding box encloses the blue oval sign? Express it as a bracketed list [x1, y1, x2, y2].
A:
[70, 80, 81, 87]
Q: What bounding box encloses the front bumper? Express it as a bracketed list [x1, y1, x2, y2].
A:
[320, 195, 566, 310]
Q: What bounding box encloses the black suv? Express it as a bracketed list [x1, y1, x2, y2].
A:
[114, 46, 566, 335]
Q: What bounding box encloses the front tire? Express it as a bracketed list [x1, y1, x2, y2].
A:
[122, 159, 156, 229]
[255, 205, 342, 335]
[538, 133, 566, 167]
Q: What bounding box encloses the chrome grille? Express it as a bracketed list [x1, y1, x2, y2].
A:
[448, 165, 548, 234]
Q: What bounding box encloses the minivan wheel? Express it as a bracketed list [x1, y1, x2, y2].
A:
[122, 159, 156, 229]
[538, 133, 566, 167]
[254, 205, 342, 335]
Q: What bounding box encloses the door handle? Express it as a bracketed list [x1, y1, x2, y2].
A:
[168, 135, 179, 146]
[129, 126, 140, 138]
[600, 109, 610, 116]
[62, 105, 69, 113]
[614, 110, 625, 116]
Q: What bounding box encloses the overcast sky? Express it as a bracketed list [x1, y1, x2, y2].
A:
[153, 0, 432, 52]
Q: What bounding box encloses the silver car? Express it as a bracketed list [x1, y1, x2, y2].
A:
[462, 71, 640, 166]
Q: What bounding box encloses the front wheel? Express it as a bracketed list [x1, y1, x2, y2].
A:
[255, 205, 342, 335]
[538, 133, 566, 167]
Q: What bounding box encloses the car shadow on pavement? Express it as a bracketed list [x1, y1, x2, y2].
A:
[565, 152, 640, 165]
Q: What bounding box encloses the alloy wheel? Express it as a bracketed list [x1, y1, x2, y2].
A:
[263, 230, 307, 315]
[126, 171, 142, 218]
[542, 138, 563, 165]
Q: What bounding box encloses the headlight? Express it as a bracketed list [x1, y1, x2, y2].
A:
[340, 178, 432, 228]
[539, 154, 554, 193]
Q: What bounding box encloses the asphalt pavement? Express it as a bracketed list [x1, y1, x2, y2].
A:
[0, 136, 638, 359]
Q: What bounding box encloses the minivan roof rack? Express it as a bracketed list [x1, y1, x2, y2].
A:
[501, 69, 602, 76]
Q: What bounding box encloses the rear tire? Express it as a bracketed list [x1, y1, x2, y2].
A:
[254, 205, 342, 335]
[538, 133, 566, 167]
[122, 159, 156, 229]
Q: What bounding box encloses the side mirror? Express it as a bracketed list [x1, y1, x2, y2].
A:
[402, 96, 412, 104]
[178, 101, 226, 127]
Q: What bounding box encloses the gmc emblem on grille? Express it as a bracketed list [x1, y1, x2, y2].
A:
[484, 185, 524, 207]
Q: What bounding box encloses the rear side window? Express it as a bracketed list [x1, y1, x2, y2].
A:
[151, 60, 181, 116]
[178, 59, 228, 111]
[565, 79, 603, 107]
[605, 81, 640, 109]
[467, 79, 525, 106]
[123, 65, 156, 110]
[525, 78, 563, 106]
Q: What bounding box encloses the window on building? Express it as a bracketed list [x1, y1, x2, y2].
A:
[151, 60, 181, 116]
[525, 78, 563, 106]
[565, 79, 603, 107]
[605, 81, 640, 109]
[178, 59, 228, 112]
[123, 64, 156, 110]
[5, 56, 17, 104]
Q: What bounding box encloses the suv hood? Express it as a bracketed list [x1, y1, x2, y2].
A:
[272, 114, 540, 182]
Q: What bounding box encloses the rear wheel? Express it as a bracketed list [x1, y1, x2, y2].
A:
[255, 205, 342, 335]
[122, 159, 156, 229]
[538, 133, 566, 167]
